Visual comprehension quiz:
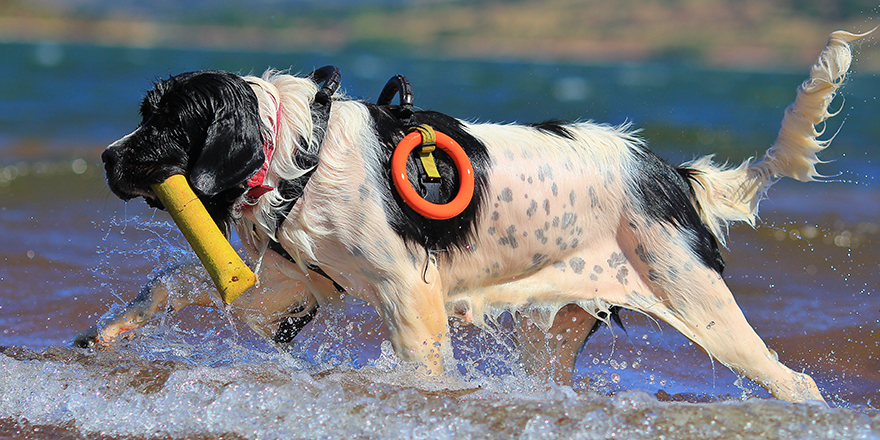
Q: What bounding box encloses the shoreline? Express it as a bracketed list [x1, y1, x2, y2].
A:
[1, 11, 877, 73]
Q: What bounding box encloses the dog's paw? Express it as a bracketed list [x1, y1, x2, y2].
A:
[72, 326, 103, 349]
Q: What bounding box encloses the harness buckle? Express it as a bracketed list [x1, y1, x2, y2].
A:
[409, 125, 443, 202]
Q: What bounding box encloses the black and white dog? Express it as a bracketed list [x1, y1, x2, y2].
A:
[76, 29, 873, 403]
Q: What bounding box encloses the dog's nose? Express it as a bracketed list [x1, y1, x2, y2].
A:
[101, 148, 117, 170]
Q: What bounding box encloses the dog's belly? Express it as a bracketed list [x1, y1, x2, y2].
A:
[444, 237, 644, 331]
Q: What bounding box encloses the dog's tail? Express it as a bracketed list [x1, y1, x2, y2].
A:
[680, 28, 876, 245]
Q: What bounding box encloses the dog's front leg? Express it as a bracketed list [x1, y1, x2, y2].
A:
[73, 263, 215, 348]
[379, 260, 451, 376]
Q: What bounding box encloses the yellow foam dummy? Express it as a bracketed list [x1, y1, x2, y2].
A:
[151, 174, 256, 303]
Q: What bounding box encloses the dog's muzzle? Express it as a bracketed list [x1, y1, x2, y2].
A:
[101, 146, 164, 208]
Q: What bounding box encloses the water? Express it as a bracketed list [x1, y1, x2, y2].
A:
[1, 41, 879, 439]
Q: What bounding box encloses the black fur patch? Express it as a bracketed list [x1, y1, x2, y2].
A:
[628, 146, 725, 274]
[367, 106, 492, 252]
[527, 120, 576, 140]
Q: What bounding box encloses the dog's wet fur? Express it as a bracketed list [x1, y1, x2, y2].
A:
[77, 30, 877, 404]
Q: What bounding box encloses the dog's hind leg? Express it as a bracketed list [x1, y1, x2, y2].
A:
[631, 264, 824, 403]
[612, 211, 824, 403]
[515, 303, 598, 385]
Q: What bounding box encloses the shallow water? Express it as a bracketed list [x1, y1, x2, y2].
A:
[1, 342, 879, 440]
[1, 41, 879, 439]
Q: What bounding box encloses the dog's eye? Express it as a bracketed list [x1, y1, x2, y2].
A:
[137, 115, 154, 129]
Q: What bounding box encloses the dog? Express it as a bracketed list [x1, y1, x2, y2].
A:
[75, 29, 874, 404]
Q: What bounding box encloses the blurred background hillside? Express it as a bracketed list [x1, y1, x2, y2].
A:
[1, 0, 878, 70]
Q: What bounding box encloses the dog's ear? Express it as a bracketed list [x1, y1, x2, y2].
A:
[187, 73, 266, 196]
[189, 113, 264, 196]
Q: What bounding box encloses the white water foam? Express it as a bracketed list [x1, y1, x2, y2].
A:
[1, 331, 879, 440]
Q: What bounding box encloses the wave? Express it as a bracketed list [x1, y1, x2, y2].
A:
[1, 331, 877, 440]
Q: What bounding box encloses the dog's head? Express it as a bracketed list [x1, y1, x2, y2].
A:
[102, 70, 266, 231]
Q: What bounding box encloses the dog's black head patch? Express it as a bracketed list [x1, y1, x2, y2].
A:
[102, 70, 265, 232]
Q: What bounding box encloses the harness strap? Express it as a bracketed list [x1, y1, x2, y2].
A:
[266, 240, 345, 293]
[410, 124, 442, 180]
[274, 301, 320, 343]
[268, 66, 341, 235]
[408, 124, 443, 203]
[306, 66, 341, 154]
[260, 67, 346, 296]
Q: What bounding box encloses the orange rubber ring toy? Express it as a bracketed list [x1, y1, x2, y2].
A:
[391, 130, 474, 220]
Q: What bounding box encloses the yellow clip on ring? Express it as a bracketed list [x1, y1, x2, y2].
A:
[391, 130, 475, 220]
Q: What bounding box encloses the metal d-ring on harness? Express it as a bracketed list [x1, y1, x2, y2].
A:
[376, 76, 441, 202]
[379, 74, 475, 221]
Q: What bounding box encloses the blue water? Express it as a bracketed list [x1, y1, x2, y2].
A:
[4, 41, 879, 161]
[1, 41, 879, 439]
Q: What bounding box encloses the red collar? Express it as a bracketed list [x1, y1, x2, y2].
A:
[244, 68, 337, 208]
[245, 92, 281, 201]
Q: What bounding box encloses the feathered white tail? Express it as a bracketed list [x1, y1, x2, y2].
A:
[682, 28, 877, 245]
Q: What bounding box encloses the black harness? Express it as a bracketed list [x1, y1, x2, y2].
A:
[271, 66, 340, 233]
[266, 66, 418, 243]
